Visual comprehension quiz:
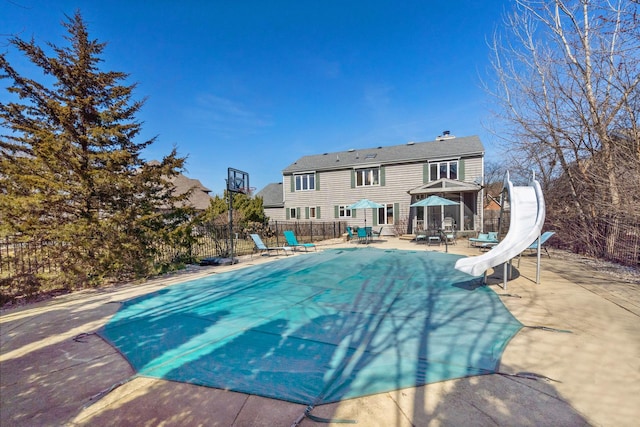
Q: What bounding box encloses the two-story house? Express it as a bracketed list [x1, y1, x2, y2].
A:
[276, 133, 485, 235]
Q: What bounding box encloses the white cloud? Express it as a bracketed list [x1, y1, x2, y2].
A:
[185, 93, 273, 138]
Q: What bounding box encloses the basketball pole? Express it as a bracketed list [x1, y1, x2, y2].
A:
[228, 181, 234, 262]
[227, 167, 249, 264]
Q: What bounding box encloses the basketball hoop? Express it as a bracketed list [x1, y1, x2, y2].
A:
[238, 187, 257, 196]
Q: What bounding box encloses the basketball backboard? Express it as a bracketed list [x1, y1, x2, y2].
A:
[227, 168, 250, 194]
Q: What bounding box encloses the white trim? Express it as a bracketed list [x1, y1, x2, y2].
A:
[352, 164, 381, 169]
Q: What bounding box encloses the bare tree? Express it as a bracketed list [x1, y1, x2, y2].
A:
[486, 0, 640, 252]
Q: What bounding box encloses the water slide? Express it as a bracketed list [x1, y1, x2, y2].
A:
[455, 171, 545, 282]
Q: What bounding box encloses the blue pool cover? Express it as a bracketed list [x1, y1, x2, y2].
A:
[99, 248, 522, 405]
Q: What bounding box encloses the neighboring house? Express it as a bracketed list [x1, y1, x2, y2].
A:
[169, 172, 213, 211]
[255, 182, 286, 221]
[484, 194, 502, 228]
[147, 160, 213, 211]
[279, 133, 485, 235]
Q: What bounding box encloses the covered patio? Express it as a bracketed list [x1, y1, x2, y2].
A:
[408, 178, 482, 236]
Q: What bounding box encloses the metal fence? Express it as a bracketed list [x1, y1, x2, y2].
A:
[0, 236, 61, 278]
[4, 216, 636, 282]
[267, 220, 348, 243]
[153, 220, 348, 265]
[482, 215, 639, 267]
[570, 217, 640, 267]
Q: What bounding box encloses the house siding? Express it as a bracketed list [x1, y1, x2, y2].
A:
[264, 207, 286, 222]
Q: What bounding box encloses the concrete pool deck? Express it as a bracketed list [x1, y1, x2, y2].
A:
[1, 236, 639, 426]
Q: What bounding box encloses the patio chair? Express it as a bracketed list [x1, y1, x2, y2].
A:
[250, 234, 290, 258]
[469, 231, 499, 247]
[517, 231, 555, 266]
[283, 230, 317, 252]
[427, 230, 441, 246]
[357, 227, 368, 243]
[443, 217, 455, 232]
[444, 230, 456, 245]
[371, 226, 383, 238]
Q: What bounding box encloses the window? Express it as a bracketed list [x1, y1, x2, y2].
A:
[355, 167, 380, 187]
[295, 173, 315, 191]
[338, 205, 352, 218]
[429, 160, 458, 181]
[309, 207, 316, 219]
[289, 208, 297, 219]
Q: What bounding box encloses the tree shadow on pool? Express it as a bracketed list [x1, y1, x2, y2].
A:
[98, 249, 528, 422]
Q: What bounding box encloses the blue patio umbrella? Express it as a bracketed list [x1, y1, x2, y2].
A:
[410, 195, 459, 207]
[410, 195, 459, 227]
[347, 198, 384, 229]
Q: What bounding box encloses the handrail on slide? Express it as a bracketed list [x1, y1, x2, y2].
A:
[454, 171, 546, 288]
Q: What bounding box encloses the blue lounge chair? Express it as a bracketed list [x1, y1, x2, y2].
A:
[518, 231, 555, 266]
[346, 226, 355, 242]
[469, 231, 499, 247]
[283, 230, 317, 252]
[250, 234, 290, 258]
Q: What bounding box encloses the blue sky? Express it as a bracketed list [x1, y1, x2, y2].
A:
[2, 0, 509, 195]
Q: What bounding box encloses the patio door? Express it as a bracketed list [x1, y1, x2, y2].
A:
[377, 203, 394, 225]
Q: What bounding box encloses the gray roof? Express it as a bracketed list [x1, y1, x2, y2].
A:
[255, 182, 284, 208]
[282, 135, 484, 174]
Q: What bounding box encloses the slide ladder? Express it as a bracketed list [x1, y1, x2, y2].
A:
[454, 171, 546, 288]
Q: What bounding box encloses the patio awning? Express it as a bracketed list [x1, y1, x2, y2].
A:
[408, 178, 482, 196]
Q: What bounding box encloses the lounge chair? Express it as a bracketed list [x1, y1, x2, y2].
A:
[346, 226, 355, 242]
[283, 230, 317, 252]
[415, 230, 427, 243]
[250, 234, 290, 258]
[518, 231, 555, 266]
[469, 231, 499, 247]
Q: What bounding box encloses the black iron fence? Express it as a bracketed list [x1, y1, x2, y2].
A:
[482, 215, 639, 267]
[150, 220, 348, 267]
[1, 221, 348, 281]
[0, 236, 61, 278]
[3, 216, 636, 284]
[569, 217, 640, 267]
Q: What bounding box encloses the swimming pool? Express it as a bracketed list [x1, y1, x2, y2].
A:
[99, 247, 522, 405]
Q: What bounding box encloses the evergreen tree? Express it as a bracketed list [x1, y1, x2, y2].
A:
[203, 191, 267, 226]
[0, 11, 191, 287]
